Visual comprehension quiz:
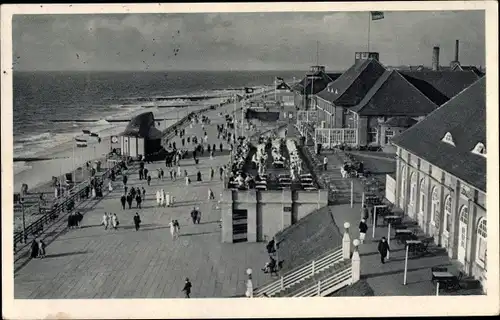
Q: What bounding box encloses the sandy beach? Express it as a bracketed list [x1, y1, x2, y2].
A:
[13, 98, 229, 192]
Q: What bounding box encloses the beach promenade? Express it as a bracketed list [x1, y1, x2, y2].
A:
[14, 101, 273, 299]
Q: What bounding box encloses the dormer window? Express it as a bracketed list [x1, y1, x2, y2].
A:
[472, 142, 486, 156]
[442, 132, 455, 146]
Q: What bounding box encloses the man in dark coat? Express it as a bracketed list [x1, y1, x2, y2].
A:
[182, 278, 192, 298]
[30, 239, 39, 258]
[147, 175, 152, 186]
[133, 212, 141, 231]
[123, 174, 128, 186]
[75, 211, 83, 227]
[127, 194, 133, 209]
[139, 168, 144, 180]
[219, 142, 223, 153]
[197, 171, 202, 182]
[136, 194, 142, 209]
[68, 213, 75, 229]
[377, 237, 390, 264]
[144, 168, 149, 180]
[190, 207, 198, 224]
[358, 219, 368, 244]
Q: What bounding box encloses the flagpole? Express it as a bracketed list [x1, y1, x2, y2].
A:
[368, 12, 371, 52]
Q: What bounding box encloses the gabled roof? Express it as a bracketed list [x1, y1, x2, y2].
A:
[121, 112, 163, 139]
[275, 206, 342, 274]
[381, 116, 418, 128]
[292, 71, 337, 95]
[399, 70, 480, 105]
[391, 77, 486, 192]
[317, 58, 387, 106]
[350, 70, 439, 116]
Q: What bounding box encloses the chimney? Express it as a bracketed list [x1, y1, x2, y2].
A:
[455, 39, 460, 62]
[432, 46, 440, 71]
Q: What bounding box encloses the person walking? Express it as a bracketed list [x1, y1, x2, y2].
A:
[359, 219, 368, 244]
[160, 168, 164, 180]
[120, 194, 126, 210]
[196, 208, 201, 224]
[112, 213, 119, 230]
[102, 212, 109, 230]
[377, 237, 390, 264]
[38, 239, 46, 259]
[144, 168, 149, 180]
[219, 142, 223, 153]
[323, 156, 328, 171]
[108, 180, 113, 192]
[165, 192, 171, 207]
[170, 169, 174, 180]
[122, 174, 128, 187]
[208, 188, 215, 200]
[127, 194, 133, 209]
[219, 166, 224, 181]
[210, 167, 215, 181]
[135, 193, 142, 209]
[147, 174, 152, 186]
[190, 207, 197, 224]
[30, 239, 39, 259]
[182, 278, 192, 298]
[133, 212, 141, 231]
[173, 220, 180, 238]
[169, 219, 176, 240]
[185, 176, 191, 186]
[197, 171, 202, 182]
[142, 187, 146, 200]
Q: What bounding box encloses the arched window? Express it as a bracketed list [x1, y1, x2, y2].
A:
[459, 206, 469, 224]
[419, 178, 426, 214]
[409, 172, 417, 205]
[444, 195, 452, 232]
[476, 218, 487, 267]
[431, 187, 440, 227]
[400, 165, 407, 201]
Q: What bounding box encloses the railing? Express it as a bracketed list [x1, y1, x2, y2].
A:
[254, 246, 344, 297]
[13, 159, 127, 250]
[291, 262, 352, 297]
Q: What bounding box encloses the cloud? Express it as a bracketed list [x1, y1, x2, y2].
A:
[12, 11, 485, 71]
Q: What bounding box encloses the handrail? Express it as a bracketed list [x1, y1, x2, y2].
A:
[13, 158, 126, 248]
[254, 245, 343, 296]
[291, 263, 352, 297]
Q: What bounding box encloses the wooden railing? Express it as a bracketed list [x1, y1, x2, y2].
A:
[290, 261, 352, 297]
[13, 159, 127, 250]
[254, 246, 344, 297]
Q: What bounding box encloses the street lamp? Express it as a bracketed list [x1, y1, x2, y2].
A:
[342, 222, 351, 260]
[245, 268, 253, 298]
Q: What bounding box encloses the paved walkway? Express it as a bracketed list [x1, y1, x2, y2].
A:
[329, 204, 482, 296]
[14, 102, 273, 299]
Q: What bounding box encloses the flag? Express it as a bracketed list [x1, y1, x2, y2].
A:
[82, 129, 91, 134]
[90, 132, 99, 137]
[370, 11, 384, 20]
[76, 139, 88, 147]
[276, 82, 291, 91]
[276, 76, 284, 82]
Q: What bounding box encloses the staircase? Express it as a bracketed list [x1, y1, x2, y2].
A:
[254, 246, 348, 297]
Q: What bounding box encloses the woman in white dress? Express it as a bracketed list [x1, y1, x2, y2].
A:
[156, 190, 161, 207]
[108, 181, 113, 192]
[169, 220, 176, 240]
[165, 192, 171, 207]
[159, 189, 165, 207]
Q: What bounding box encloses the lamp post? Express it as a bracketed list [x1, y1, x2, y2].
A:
[404, 242, 410, 285]
[245, 268, 254, 298]
[351, 239, 361, 283]
[342, 222, 351, 260]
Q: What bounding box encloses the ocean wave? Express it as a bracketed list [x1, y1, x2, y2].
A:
[95, 119, 110, 125]
[16, 132, 54, 143]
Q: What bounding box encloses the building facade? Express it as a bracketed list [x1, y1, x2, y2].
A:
[391, 77, 487, 291]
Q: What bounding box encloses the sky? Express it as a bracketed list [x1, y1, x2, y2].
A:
[12, 11, 485, 72]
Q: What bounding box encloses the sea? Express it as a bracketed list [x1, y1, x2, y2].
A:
[13, 70, 304, 177]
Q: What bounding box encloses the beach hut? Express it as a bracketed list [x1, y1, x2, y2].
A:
[120, 112, 163, 160]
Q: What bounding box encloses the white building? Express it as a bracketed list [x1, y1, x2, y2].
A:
[391, 77, 487, 290]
